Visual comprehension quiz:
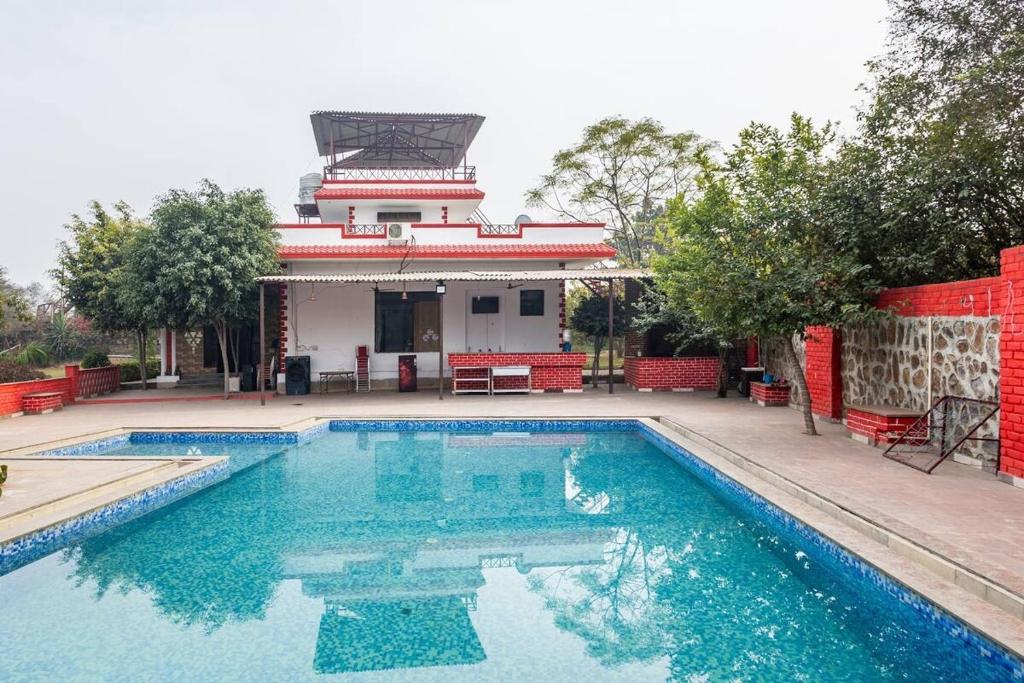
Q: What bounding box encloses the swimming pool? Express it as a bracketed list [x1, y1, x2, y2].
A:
[1, 420, 1020, 681]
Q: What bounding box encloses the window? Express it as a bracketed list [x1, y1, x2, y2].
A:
[471, 296, 500, 314]
[519, 290, 544, 316]
[375, 291, 440, 353]
[377, 211, 422, 223]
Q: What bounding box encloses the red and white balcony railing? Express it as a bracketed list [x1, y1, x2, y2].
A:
[323, 166, 477, 181]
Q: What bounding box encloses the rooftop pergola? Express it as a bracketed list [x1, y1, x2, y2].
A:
[310, 112, 485, 177]
[255, 268, 651, 404]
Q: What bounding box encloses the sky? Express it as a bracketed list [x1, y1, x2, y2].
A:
[0, 0, 890, 288]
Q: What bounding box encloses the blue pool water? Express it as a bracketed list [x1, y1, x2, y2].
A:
[1, 424, 1019, 681]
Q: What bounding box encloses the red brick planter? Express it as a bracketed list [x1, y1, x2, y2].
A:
[845, 405, 925, 447]
[22, 391, 64, 415]
[750, 381, 790, 407]
[623, 356, 718, 391]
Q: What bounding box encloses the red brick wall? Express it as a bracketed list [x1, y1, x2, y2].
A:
[804, 326, 842, 420]
[623, 357, 718, 391]
[448, 352, 587, 391]
[999, 246, 1024, 478]
[876, 276, 1003, 317]
[0, 377, 74, 417]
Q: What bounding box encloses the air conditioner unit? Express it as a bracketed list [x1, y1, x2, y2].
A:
[387, 223, 410, 245]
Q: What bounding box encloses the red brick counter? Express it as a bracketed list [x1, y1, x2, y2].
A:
[750, 381, 791, 407]
[448, 352, 587, 392]
[623, 356, 718, 391]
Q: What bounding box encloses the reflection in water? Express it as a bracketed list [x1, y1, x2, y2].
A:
[4, 430, 999, 681]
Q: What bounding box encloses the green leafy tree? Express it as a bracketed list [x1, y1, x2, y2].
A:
[527, 117, 711, 266]
[144, 180, 278, 398]
[657, 116, 878, 435]
[826, 0, 1024, 286]
[569, 285, 626, 388]
[55, 201, 156, 387]
[630, 284, 735, 397]
[0, 266, 30, 334]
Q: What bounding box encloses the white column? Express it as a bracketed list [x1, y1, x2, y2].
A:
[156, 327, 180, 387]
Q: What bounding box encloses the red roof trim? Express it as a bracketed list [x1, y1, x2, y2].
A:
[314, 188, 485, 201]
[520, 222, 605, 228]
[320, 179, 478, 185]
[276, 223, 347, 229]
[409, 223, 482, 228]
[278, 243, 616, 260]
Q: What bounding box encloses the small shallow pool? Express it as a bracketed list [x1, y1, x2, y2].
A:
[1, 421, 1019, 681]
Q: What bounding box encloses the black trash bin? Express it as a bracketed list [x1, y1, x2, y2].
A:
[398, 355, 418, 392]
[240, 364, 256, 392]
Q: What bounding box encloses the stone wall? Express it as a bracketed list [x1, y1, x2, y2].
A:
[761, 335, 806, 405]
[842, 316, 999, 468]
[842, 317, 1000, 410]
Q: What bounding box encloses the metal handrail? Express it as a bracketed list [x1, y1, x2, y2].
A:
[324, 166, 476, 181]
[882, 395, 999, 474]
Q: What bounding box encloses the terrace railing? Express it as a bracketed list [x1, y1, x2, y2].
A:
[78, 365, 121, 398]
[343, 223, 387, 238]
[324, 166, 476, 181]
[478, 224, 521, 237]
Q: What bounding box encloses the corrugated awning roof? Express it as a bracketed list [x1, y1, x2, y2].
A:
[310, 111, 485, 169]
[256, 269, 650, 284]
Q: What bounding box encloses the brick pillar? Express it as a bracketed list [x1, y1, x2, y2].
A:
[999, 246, 1024, 479]
[558, 262, 566, 350]
[278, 283, 288, 370]
[63, 364, 80, 403]
[746, 337, 759, 366]
[804, 326, 842, 421]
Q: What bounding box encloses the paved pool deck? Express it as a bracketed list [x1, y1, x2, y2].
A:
[2, 386, 1024, 639]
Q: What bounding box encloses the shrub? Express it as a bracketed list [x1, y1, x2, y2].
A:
[7, 341, 50, 368]
[81, 349, 111, 369]
[0, 360, 46, 383]
[119, 359, 159, 383]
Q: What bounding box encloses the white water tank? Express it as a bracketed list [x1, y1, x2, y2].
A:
[298, 173, 323, 204]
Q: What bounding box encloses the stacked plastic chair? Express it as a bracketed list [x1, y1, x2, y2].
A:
[355, 345, 371, 392]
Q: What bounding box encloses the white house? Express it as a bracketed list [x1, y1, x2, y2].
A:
[157, 112, 644, 395]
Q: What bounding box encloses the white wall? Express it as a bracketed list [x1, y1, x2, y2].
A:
[283, 278, 561, 380]
[276, 223, 604, 247]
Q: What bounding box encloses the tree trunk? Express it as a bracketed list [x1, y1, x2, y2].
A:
[784, 335, 817, 435]
[138, 329, 148, 391]
[591, 335, 603, 388]
[717, 345, 728, 398]
[228, 326, 240, 375]
[215, 321, 231, 400]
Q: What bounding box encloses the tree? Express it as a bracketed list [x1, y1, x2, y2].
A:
[630, 284, 734, 397]
[527, 117, 711, 266]
[569, 285, 626, 388]
[657, 116, 878, 435]
[145, 180, 278, 398]
[55, 201, 156, 388]
[824, 0, 1024, 286]
[0, 266, 30, 334]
